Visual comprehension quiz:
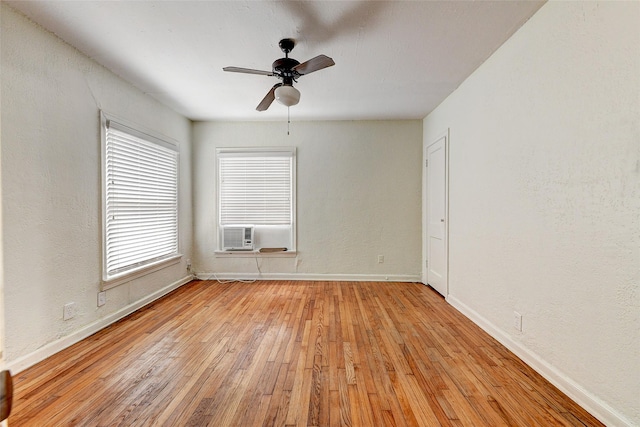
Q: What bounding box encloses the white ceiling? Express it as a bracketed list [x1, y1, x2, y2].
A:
[7, 0, 545, 122]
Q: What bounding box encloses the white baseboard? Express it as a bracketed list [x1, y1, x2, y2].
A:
[447, 295, 632, 427]
[194, 272, 421, 283]
[6, 275, 193, 375]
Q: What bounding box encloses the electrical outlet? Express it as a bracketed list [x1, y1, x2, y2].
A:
[97, 291, 106, 307]
[377, 255, 384, 264]
[186, 259, 192, 270]
[514, 311, 522, 332]
[63, 302, 76, 321]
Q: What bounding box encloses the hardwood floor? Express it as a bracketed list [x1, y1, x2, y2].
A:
[10, 280, 603, 426]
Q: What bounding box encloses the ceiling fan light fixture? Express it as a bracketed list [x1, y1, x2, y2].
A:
[275, 85, 300, 107]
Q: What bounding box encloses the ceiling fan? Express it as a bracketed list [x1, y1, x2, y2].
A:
[223, 38, 335, 111]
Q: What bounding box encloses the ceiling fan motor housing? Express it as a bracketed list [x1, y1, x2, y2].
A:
[272, 58, 300, 85]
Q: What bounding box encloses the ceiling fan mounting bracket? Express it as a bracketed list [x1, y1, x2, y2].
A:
[279, 38, 295, 55]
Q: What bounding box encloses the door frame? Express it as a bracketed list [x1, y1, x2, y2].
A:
[0, 133, 6, 426]
[422, 128, 450, 296]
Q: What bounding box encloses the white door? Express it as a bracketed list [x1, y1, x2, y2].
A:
[425, 133, 448, 296]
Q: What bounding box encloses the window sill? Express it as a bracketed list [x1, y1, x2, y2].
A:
[215, 250, 296, 258]
[102, 254, 182, 290]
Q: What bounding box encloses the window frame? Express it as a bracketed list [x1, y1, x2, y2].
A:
[101, 112, 181, 288]
[216, 147, 296, 255]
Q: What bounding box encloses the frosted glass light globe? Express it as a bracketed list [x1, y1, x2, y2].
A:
[275, 85, 300, 107]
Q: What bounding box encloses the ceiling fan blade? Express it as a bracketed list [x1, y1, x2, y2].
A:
[292, 55, 335, 75]
[256, 84, 281, 111]
[223, 66, 274, 76]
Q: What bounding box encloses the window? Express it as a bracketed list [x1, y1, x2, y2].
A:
[102, 113, 180, 284]
[217, 148, 295, 252]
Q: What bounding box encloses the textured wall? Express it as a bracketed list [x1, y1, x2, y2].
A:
[423, 1, 639, 425]
[1, 4, 192, 363]
[193, 120, 422, 279]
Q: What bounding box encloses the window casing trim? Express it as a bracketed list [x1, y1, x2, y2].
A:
[101, 254, 182, 290]
[100, 111, 181, 286]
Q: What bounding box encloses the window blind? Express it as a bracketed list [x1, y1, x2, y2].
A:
[104, 121, 179, 279]
[218, 151, 292, 226]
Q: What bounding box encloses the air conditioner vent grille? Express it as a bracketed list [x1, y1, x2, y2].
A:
[222, 226, 254, 251]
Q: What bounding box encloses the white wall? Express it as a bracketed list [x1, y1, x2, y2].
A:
[0, 4, 192, 368]
[423, 2, 639, 425]
[193, 120, 422, 280]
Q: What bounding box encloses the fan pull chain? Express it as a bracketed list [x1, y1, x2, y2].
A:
[287, 107, 291, 135]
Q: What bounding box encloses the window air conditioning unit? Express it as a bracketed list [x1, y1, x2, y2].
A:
[222, 226, 254, 251]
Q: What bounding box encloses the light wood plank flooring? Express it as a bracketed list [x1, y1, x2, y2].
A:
[10, 280, 603, 426]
